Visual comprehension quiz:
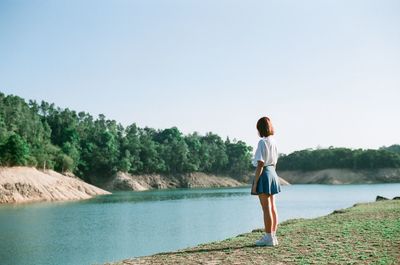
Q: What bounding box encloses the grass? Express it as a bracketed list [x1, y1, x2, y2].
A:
[105, 200, 400, 265]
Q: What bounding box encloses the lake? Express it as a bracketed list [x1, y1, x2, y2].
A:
[0, 184, 399, 265]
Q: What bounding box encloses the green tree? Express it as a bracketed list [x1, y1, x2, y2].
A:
[55, 153, 74, 173]
[0, 134, 30, 166]
[138, 127, 166, 173]
[225, 138, 253, 177]
[381, 144, 400, 154]
[120, 124, 142, 173]
[61, 141, 80, 171]
[154, 127, 190, 174]
[184, 132, 202, 172]
[199, 133, 229, 173]
[0, 91, 262, 179]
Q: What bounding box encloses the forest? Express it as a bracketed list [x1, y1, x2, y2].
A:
[1, 92, 399, 182]
[278, 145, 400, 171]
[0, 92, 253, 182]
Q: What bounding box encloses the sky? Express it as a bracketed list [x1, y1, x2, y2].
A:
[0, 0, 399, 154]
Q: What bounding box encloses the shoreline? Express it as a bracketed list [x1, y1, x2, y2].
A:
[3, 165, 400, 205]
[0, 166, 289, 204]
[91, 170, 290, 192]
[104, 198, 400, 265]
[96, 171, 253, 192]
[0, 167, 110, 204]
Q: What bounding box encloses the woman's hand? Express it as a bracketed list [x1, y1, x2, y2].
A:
[251, 160, 264, 195]
[251, 183, 257, 195]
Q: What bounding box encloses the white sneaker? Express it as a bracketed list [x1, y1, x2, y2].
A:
[272, 235, 279, 246]
[255, 234, 274, 246]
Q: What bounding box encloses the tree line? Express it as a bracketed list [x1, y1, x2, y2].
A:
[277, 145, 400, 171]
[1, 92, 399, 180]
[0, 92, 253, 181]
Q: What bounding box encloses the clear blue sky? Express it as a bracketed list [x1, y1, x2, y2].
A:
[1, 0, 399, 154]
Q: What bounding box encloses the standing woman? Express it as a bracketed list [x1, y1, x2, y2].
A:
[251, 116, 281, 246]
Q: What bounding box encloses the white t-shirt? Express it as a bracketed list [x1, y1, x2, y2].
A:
[252, 136, 278, 167]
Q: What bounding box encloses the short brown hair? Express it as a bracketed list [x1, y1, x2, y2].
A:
[256, 117, 274, 137]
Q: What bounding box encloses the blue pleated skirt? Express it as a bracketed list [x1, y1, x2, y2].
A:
[251, 165, 281, 195]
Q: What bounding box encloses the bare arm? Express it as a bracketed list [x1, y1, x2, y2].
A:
[252, 160, 264, 193]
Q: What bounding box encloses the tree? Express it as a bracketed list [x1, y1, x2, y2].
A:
[225, 138, 253, 177]
[381, 145, 400, 154]
[137, 128, 166, 173]
[0, 92, 261, 179]
[61, 141, 80, 171]
[199, 133, 229, 173]
[55, 153, 74, 173]
[184, 132, 202, 172]
[278, 147, 400, 171]
[0, 134, 30, 166]
[118, 150, 132, 172]
[119, 123, 142, 173]
[154, 127, 190, 174]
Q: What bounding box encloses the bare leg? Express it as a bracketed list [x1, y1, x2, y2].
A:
[258, 193, 273, 233]
[270, 195, 279, 233]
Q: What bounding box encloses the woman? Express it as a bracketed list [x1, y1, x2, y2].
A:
[251, 116, 281, 246]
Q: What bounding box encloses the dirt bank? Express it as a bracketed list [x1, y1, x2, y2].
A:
[0, 167, 110, 204]
[97, 172, 248, 191]
[96, 171, 290, 192]
[277, 168, 400, 184]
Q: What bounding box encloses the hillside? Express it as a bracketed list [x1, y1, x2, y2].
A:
[277, 168, 400, 184]
[92, 172, 289, 191]
[0, 167, 110, 204]
[0, 92, 252, 185]
[1, 93, 399, 188]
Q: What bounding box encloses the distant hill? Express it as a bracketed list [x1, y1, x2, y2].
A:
[277, 168, 400, 184]
[277, 146, 400, 171]
[276, 146, 400, 184]
[381, 144, 400, 154]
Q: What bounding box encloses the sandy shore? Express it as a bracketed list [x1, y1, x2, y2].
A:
[0, 167, 110, 204]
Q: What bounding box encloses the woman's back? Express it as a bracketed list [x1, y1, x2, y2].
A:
[253, 136, 278, 166]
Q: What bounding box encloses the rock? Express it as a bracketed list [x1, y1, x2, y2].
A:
[376, 195, 389, 201]
[332, 209, 346, 214]
[110, 174, 147, 191]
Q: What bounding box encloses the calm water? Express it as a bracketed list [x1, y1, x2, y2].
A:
[0, 184, 399, 265]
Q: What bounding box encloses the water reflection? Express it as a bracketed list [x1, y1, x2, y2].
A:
[85, 186, 252, 204]
[1, 184, 399, 265]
